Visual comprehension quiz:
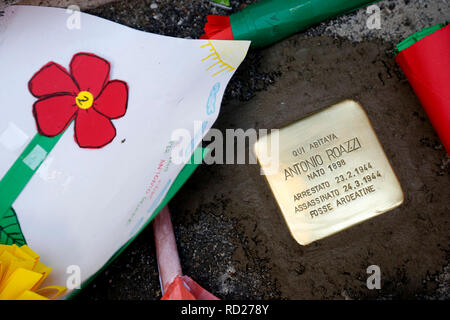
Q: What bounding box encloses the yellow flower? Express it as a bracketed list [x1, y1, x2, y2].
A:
[0, 244, 66, 300]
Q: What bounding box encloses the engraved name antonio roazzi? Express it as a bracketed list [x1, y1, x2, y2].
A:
[281, 132, 379, 219]
[283, 133, 362, 181]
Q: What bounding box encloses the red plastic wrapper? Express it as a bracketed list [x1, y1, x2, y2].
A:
[161, 275, 220, 300]
[154, 206, 220, 300]
[396, 25, 450, 154]
[200, 15, 233, 40]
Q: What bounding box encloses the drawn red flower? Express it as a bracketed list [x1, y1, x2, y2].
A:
[28, 52, 128, 148]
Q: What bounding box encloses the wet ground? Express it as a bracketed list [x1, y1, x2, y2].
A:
[3, 0, 449, 299]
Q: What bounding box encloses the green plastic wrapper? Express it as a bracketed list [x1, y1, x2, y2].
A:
[202, 0, 380, 47]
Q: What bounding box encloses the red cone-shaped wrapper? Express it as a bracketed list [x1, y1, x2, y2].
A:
[180, 276, 220, 300]
[200, 15, 233, 40]
[161, 275, 220, 300]
[154, 206, 220, 300]
[161, 276, 196, 300]
[396, 25, 450, 154]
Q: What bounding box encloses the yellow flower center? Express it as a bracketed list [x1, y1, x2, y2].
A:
[75, 91, 94, 109]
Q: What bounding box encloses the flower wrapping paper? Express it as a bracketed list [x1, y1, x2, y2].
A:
[0, 6, 249, 297]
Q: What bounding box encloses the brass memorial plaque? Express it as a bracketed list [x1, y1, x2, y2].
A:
[254, 100, 404, 245]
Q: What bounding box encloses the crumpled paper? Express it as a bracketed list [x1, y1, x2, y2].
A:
[0, 244, 66, 300]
